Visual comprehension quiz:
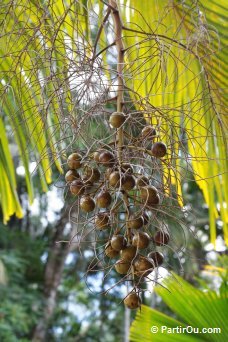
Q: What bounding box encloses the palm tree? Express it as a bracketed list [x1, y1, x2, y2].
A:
[0, 1, 227, 243]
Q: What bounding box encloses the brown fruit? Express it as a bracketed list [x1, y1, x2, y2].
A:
[153, 231, 170, 246]
[65, 170, 80, 183]
[151, 142, 167, 158]
[96, 191, 112, 208]
[109, 171, 122, 188]
[120, 245, 137, 261]
[128, 215, 144, 229]
[134, 255, 154, 277]
[84, 168, 100, 183]
[136, 176, 149, 187]
[105, 167, 115, 180]
[140, 186, 159, 205]
[109, 111, 126, 128]
[132, 232, 150, 249]
[94, 213, 110, 230]
[111, 235, 127, 251]
[80, 196, 95, 212]
[67, 153, 82, 169]
[141, 125, 156, 140]
[122, 174, 135, 191]
[121, 163, 133, 174]
[105, 243, 119, 258]
[99, 150, 115, 167]
[93, 151, 102, 163]
[70, 180, 85, 196]
[115, 260, 131, 274]
[147, 251, 164, 266]
[146, 194, 160, 208]
[142, 212, 149, 225]
[124, 292, 141, 309]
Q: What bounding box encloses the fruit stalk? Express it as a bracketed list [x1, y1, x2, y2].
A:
[109, 0, 124, 162]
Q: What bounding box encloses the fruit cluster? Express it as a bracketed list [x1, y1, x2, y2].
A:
[65, 112, 170, 309]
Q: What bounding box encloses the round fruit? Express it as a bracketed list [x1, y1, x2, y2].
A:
[84, 168, 100, 183]
[147, 251, 164, 266]
[111, 235, 127, 251]
[134, 255, 154, 277]
[67, 153, 82, 169]
[120, 245, 137, 261]
[142, 212, 149, 225]
[132, 232, 150, 249]
[105, 167, 115, 180]
[124, 292, 141, 309]
[105, 243, 119, 258]
[136, 176, 149, 187]
[99, 150, 115, 167]
[151, 142, 167, 158]
[146, 193, 160, 207]
[70, 180, 85, 196]
[141, 125, 156, 140]
[121, 163, 133, 174]
[140, 186, 160, 205]
[109, 171, 121, 188]
[122, 174, 135, 191]
[96, 191, 112, 208]
[65, 170, 80, 183]
[153, 231, 170, 246]
[95, 213, 110, 230]
[80, 196, 95, 212]
[93, 151, 102, 163]
[109, 111, 126, 128]
[128, 215, 144, 229]
[115, 260, 131, 274]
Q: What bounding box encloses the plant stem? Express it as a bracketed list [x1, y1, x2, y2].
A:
[109, 0, 124, 163]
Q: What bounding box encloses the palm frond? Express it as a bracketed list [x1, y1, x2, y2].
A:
[130, 273, 228, 341]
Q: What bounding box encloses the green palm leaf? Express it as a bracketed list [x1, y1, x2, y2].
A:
[130, 273, 228, 341]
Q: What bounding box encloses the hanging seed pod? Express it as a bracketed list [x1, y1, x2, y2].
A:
[105, 167, 115, 180]
[65, 170, 80, 183]
[147, 251, 164, 266]
[140, 186, 160, 206]
[146, 193, 160, 208]
[95, 213, 110, 230]
[93, 150, 103, 163]
[99, 150, 115, 167]
[105, 242, 119, 258]
[80, 195, 95, 212]
[121, 163, 133, 174]
[134, 255, 154, 277]
[141, 125, 156, 140]
[153, 231, 170, 246]
[124, 292, 141, 309]
[109, 171, 122, 188]
[122, 174, 135, 191]
[83, 167, 100, 183]
[67, 153, 82, 169]
[136, 176, 149, 187]
[111, 235, 127, 251]
[120, 245, 137, 262]
[70, 180, 85, 196]
[96, 191, 112, 208]
[142, 211, 149, 225]
[109, 111, 126, 128]
[151, 142, 167, 158]
[132, 232, 150, 249]
[115, 260, 131, 274]
[128, 215, 144, 229]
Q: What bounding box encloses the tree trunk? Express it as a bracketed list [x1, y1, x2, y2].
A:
[32, 209, 72, 341]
